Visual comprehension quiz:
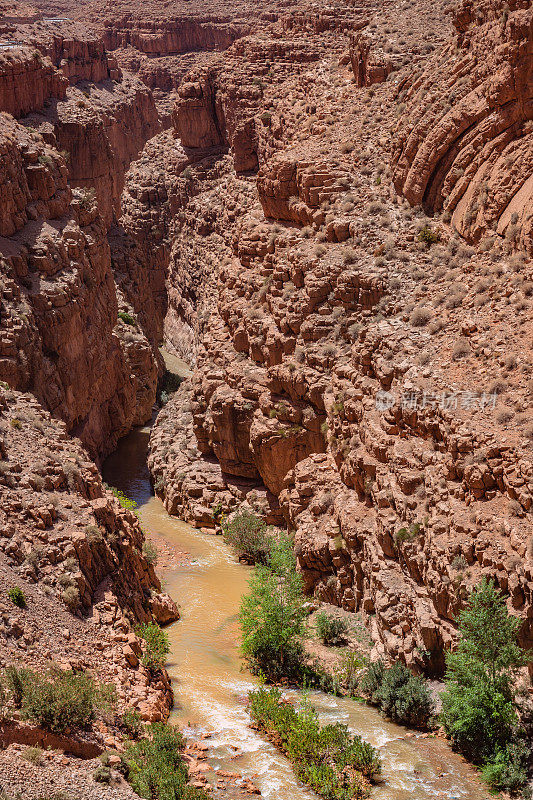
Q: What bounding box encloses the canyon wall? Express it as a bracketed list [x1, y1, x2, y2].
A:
[0, 17, 164, 458]
[393, 0, 533, 255]
[1, 0, 531, 682]
[0, 115, 158, 458]
[143, 0, 533, 676]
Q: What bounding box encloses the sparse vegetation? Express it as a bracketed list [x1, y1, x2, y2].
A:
[122, 707, 143, 738]
[78, 187, 96, 208]
[2, 667, 115, 733]
[417, 225, 440, 246]
[315, 611, 349, 646]
[62, 583, 81, 612]
[108, 486, 138, 512]
[409, 306, 432, 327]
[142, 539, 158, 566]
[137, 623, 170, 671]
[93, 764, 112, 783]
[21, 746, 44, 765]
[118, 310, 136, 326]
[8, 587, 26, 608]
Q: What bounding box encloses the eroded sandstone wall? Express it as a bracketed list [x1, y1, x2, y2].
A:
[393, 0, 533, 255]
[144, 0, 533, 676]
[0, 116, 158, 458]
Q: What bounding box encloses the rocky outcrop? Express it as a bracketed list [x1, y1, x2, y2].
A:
[0, 19, 160, 228]
[349, 32, 394, 87]
[173, 60, 259, 171]
[0, 388, 178, 725]
[31, 74, 160, 227]
[172, 34, 323, 173]
[257, 156, 353, 228]
[101, 17, 249, 56]
[0, 47, 67, 117]
[393, 0, 533, 254]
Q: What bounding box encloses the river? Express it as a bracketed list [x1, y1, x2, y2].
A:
[102, 361, 490, 800]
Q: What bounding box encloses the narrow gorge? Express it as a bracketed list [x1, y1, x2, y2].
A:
[0, 0, 531, 796]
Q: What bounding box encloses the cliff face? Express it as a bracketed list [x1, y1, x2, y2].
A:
[1, 19, 160, 228]
[0, 16, 164, 457]
[0, 116, 158, 459]
[101, 18, 249, 56]
[142, 0, 533, 676]
[0, 48, 67, 117]
[393, 0, 533, 255]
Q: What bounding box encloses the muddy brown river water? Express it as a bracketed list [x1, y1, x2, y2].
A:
[103, 354, 490, 800]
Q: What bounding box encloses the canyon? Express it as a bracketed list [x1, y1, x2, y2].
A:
[0, 0, 531, 794]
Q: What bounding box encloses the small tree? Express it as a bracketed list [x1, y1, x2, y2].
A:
[441, 578, 528, 763]
[137, 623, 170, 672]
[239, 531, 307, 681]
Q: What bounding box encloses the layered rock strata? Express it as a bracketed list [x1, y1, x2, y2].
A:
[0, 116, 157, 458]
[393, 0, 533, 255]
[142, 0, 533, 677]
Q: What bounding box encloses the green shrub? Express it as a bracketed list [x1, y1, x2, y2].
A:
[376, 663, 434, 728]
[79, 187, 96, 208]
[137, 623, 170, 671]
[359, 660, 385, 703]
[222, 511, 272, 564]
[417, 225, 440, 246]
[93, 764, 112, 783]
[158, 370, 182, 405]
[142, 540, 158, 566]
[108, 486, 138, 512]
[360, 661, 433, 729]
[4, 666, 30, 707]
[8, 587, 26, 608]
[6, 668, 116, 733]
[21, 746, 43, 765]
[122, 707, 143, 737]
[481, 740, 529, 794]
[118, 311, 136, 326]
[394, 522, 423, 547]
[441, 578, 528, 765]
[125, 722, 210, 800]
[315, 611, 349, 646]
[339, 651, 364, 697]
[240, 532, 307, 682]
[62, 584, 81, 611]
[249, 687, 380, 799]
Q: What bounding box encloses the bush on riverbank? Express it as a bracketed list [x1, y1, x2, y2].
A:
[137, 622, 170, 671]
[222, 511, 273, 564]
[125, 722, 210, 800]
[2, 666, 115, 733]
[360, 660, 434, 729]
[441, 578, 530, 794]
[248, 687, 381, 800]
[315, 611, 349, 646]
[240, 531, 307, 681]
